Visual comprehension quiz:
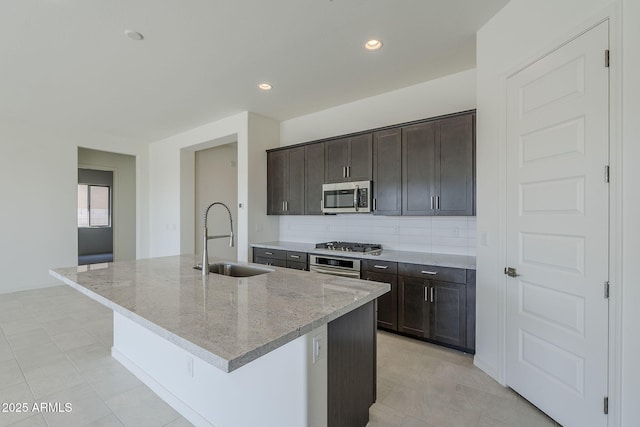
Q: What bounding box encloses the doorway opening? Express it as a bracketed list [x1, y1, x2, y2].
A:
[77, 147, 136, 265]
[78, 169, 114, 265]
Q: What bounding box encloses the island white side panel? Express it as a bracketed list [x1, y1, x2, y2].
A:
[112, 312, 327, 427]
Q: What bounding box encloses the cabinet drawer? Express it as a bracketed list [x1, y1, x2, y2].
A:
[361, 259, 398, 275]
[253, 247, 286, 260]
[254, 256, 286, 268]
[398, 263, 466, 284]
[286, 260, 308, 271]
[286, 251, 307, 263]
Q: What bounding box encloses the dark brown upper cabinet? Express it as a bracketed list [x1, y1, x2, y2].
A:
[304, 142, 325, 215]
[402, 121, 437, 215]
[372, 128, 402, 215]
[266, 110, 475, 217]
[402, 113, 475, 216]
[267, 147, 305, 215]
[325, 134, 372, 183]
[436, 113, 475, 216]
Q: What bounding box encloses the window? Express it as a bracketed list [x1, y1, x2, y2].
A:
[78, 184, 111, 227]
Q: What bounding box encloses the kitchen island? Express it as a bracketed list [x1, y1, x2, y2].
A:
[50, 255, 389, 427]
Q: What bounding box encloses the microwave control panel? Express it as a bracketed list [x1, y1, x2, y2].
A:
[358, 188, 369, 207]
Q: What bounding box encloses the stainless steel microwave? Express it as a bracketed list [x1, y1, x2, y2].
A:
[321, 181, 371, 213]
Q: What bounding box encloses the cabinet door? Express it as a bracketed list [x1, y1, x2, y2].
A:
[398, 276, 427, 337]
[267, 150, 287, 215]
[362, 271, 397, 331]
[347, 133, 373, 181]
[435, 114, 475, 216]
[373, 129, 402, 215]
[402, 122, 437, 215]
[305, 143, 325, 214]
[286, 146, 305, 215]
[429, 280, 466, 347]
[325, 137, 350, 183]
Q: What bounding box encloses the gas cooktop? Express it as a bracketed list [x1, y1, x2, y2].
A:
[315, 241, 382, 255]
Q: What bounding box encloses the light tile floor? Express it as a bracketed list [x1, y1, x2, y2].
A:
[0, 286, 558, 427]
[369, 331, 560, 427]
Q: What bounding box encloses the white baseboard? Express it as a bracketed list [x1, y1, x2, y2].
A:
[473, 356, 505, 387]
[111, 347, 214, 427]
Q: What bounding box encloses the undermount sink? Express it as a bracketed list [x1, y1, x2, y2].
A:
[195, 263, 273, 278]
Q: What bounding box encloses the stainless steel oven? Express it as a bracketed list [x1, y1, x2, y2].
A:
[309, 254, 361, 279]
[321, 180, 371, 214]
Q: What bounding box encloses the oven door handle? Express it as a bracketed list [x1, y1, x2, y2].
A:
[353, 185, 359, 212]
[310, 266, 361, 279]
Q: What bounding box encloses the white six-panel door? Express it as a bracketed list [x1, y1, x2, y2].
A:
[505, 21, 609, 427]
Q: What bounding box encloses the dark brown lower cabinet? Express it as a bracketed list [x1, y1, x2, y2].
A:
[398, 276, 467, 350]
[397, 276, 427, 337]
[328, 301, 376, 427]
[252, 248, 308, 270]
[430, 280, 466, 347]
[362, 271, 397, 331]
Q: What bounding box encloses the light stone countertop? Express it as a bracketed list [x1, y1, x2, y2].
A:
[50, 255, 389, 373]
[252, 241, 476, 270]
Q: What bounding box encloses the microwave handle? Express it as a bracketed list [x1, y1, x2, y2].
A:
[354, 185, 359, 212]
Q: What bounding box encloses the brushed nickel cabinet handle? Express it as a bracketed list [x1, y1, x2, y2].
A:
[421, 270, 438, 275]
[374, 265, 388, 269]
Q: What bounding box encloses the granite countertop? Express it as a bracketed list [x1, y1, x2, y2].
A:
[252, 241, 476, 270]
[50, 255, 389, 373]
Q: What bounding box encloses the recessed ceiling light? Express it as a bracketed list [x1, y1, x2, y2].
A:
[124, 30, 144, 41]
[258, 83, 273, 91]
[364, 39, 383, 51]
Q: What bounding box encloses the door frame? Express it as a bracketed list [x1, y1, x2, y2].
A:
[495, 4, 623, 425]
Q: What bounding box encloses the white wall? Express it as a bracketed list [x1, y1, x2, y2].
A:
[148, 112, 279, 262]
[280, 68, 476, 146]
[476, 0, 639, 425]
[620, 0, 640, 425]
[78, 148, 137, 262]
[246, 113, 281, 255]
[195, 143, 238, 261]
[0, 120, 148, 293]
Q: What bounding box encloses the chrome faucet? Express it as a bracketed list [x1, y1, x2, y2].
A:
[201, 202, 234, 275]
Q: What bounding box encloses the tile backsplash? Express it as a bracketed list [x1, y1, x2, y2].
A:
[278, 215, 476, 256]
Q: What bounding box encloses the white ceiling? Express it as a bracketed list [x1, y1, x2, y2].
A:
[0, 0, 509, 142]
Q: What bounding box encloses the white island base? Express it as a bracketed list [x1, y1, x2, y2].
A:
[111, 312, 328, 427]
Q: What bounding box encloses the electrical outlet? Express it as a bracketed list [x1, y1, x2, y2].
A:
[312, 334, 322, 364]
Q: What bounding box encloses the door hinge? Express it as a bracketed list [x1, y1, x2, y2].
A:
[605, 165, 610, 183]
[604, 281, 610, 299]
[605, 50, 610, 68]
[604, 396, 609, 415]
